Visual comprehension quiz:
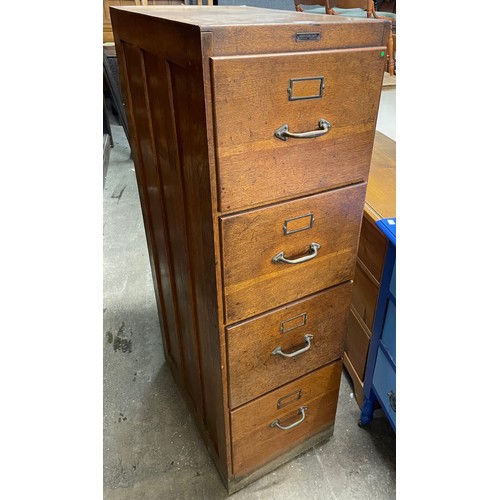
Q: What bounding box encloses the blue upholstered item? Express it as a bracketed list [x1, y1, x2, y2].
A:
[302, 5, 396, 20]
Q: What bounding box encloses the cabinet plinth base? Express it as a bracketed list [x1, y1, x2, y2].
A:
[224, 427, 333, 494]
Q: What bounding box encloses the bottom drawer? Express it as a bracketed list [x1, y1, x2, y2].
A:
[372, 348, 396, 427]
[230, 360, 342, 478]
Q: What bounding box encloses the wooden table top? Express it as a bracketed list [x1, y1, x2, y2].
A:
[365, 131, 396, 224]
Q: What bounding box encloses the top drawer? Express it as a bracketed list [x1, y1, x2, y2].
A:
[211, 48, 386, 212]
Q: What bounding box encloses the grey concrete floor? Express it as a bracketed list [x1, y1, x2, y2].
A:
[103, 112, 396, 499]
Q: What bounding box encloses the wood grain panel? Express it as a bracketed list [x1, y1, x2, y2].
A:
[140, 51, 188, 384]
[123, 43, 203, 418]
[221, 183, 366, 323]
[111, 6, 389, 489]
[343, 351, 365, 408]
[169, 50, 227, 464]
[104, 0, 140, 43]
[230, 361, 342, 477]
[345, 307, 371, 379]
[350, 260, 379, 330]
[343, 132, 395, 410]
[356, 215, 387, 283]
[119, 42, 186, 376]
[171, 7, 389, 56]
[211, 48, 386, 211]
[113, 38, 176, 374]
[365, 130, 396, 223]
[105, 1, 184, 43]
[110, 7, 205, 67]
[226, 283, 352, 409]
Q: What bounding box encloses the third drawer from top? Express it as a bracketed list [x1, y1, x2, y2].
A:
[226, 282, 352, 409]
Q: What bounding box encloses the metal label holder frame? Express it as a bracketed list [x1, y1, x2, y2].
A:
[280, 312, 308, 334]
[283, 213, 315, 235]
[288, 76, 325, 101]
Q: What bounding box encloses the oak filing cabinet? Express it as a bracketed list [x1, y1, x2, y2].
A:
[110, 5, 391, 492]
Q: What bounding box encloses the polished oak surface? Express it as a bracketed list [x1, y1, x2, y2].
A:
[230, 361, 342, 478]
[221, 184, 366, 323]
[111, 6, 389, 491]
[212, 49, 386, 211]
[365, 130, 396, 222]
[226, 283, 351, 409]
[344, 130, 395, 407]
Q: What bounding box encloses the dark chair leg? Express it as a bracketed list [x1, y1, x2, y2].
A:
[103, 97, 114, 148]
[103, 49, 130, 146]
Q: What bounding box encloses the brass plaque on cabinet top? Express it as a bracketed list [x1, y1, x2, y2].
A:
[295, 32, 321, 42]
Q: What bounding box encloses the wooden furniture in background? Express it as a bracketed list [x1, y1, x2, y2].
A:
[376, 0, 396, 13]
[103, 46, 130, 144]
[359, 215, 396, 430]
[103, 0, 184, 43]
[343, 130, 396, 408]
[110, 5, 390, 492]
[294, 0, 396, 75]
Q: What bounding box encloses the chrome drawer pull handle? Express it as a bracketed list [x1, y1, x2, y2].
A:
[274, 119, 331, 141]
[270, 406, 308, 430]
[272, 242, 320, 265]
[272, 334, 313, 358]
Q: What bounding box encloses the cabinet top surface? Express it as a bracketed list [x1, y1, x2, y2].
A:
[365, 131, 396, 223]
[111, 5, 383, 29]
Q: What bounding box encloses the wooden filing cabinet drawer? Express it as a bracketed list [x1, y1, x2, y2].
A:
[350, 261, 379, 330]
[357, 217, 387, 283]
[226, 283, 352, 409]
[221, 183, 366, 323]
[211, 48, 386, 212]
[345, 308, 371, 380]
[230, 360, 342, 478]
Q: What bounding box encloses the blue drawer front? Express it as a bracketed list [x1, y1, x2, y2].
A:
[389, 258, 396, 297]
[381, 301, 396, 362]
[372, 348, 396, 428]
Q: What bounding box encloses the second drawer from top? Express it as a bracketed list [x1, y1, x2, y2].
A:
[220, 183, 366, 324]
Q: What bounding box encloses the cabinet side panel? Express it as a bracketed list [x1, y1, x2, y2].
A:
[139, 48, 208, 421]
[114, 38, 180, 374]
[170, 56, 227, 469]
[117, 40, 206, 418]
[114, 17, 227, 474]
[140, 51, 194, 385]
